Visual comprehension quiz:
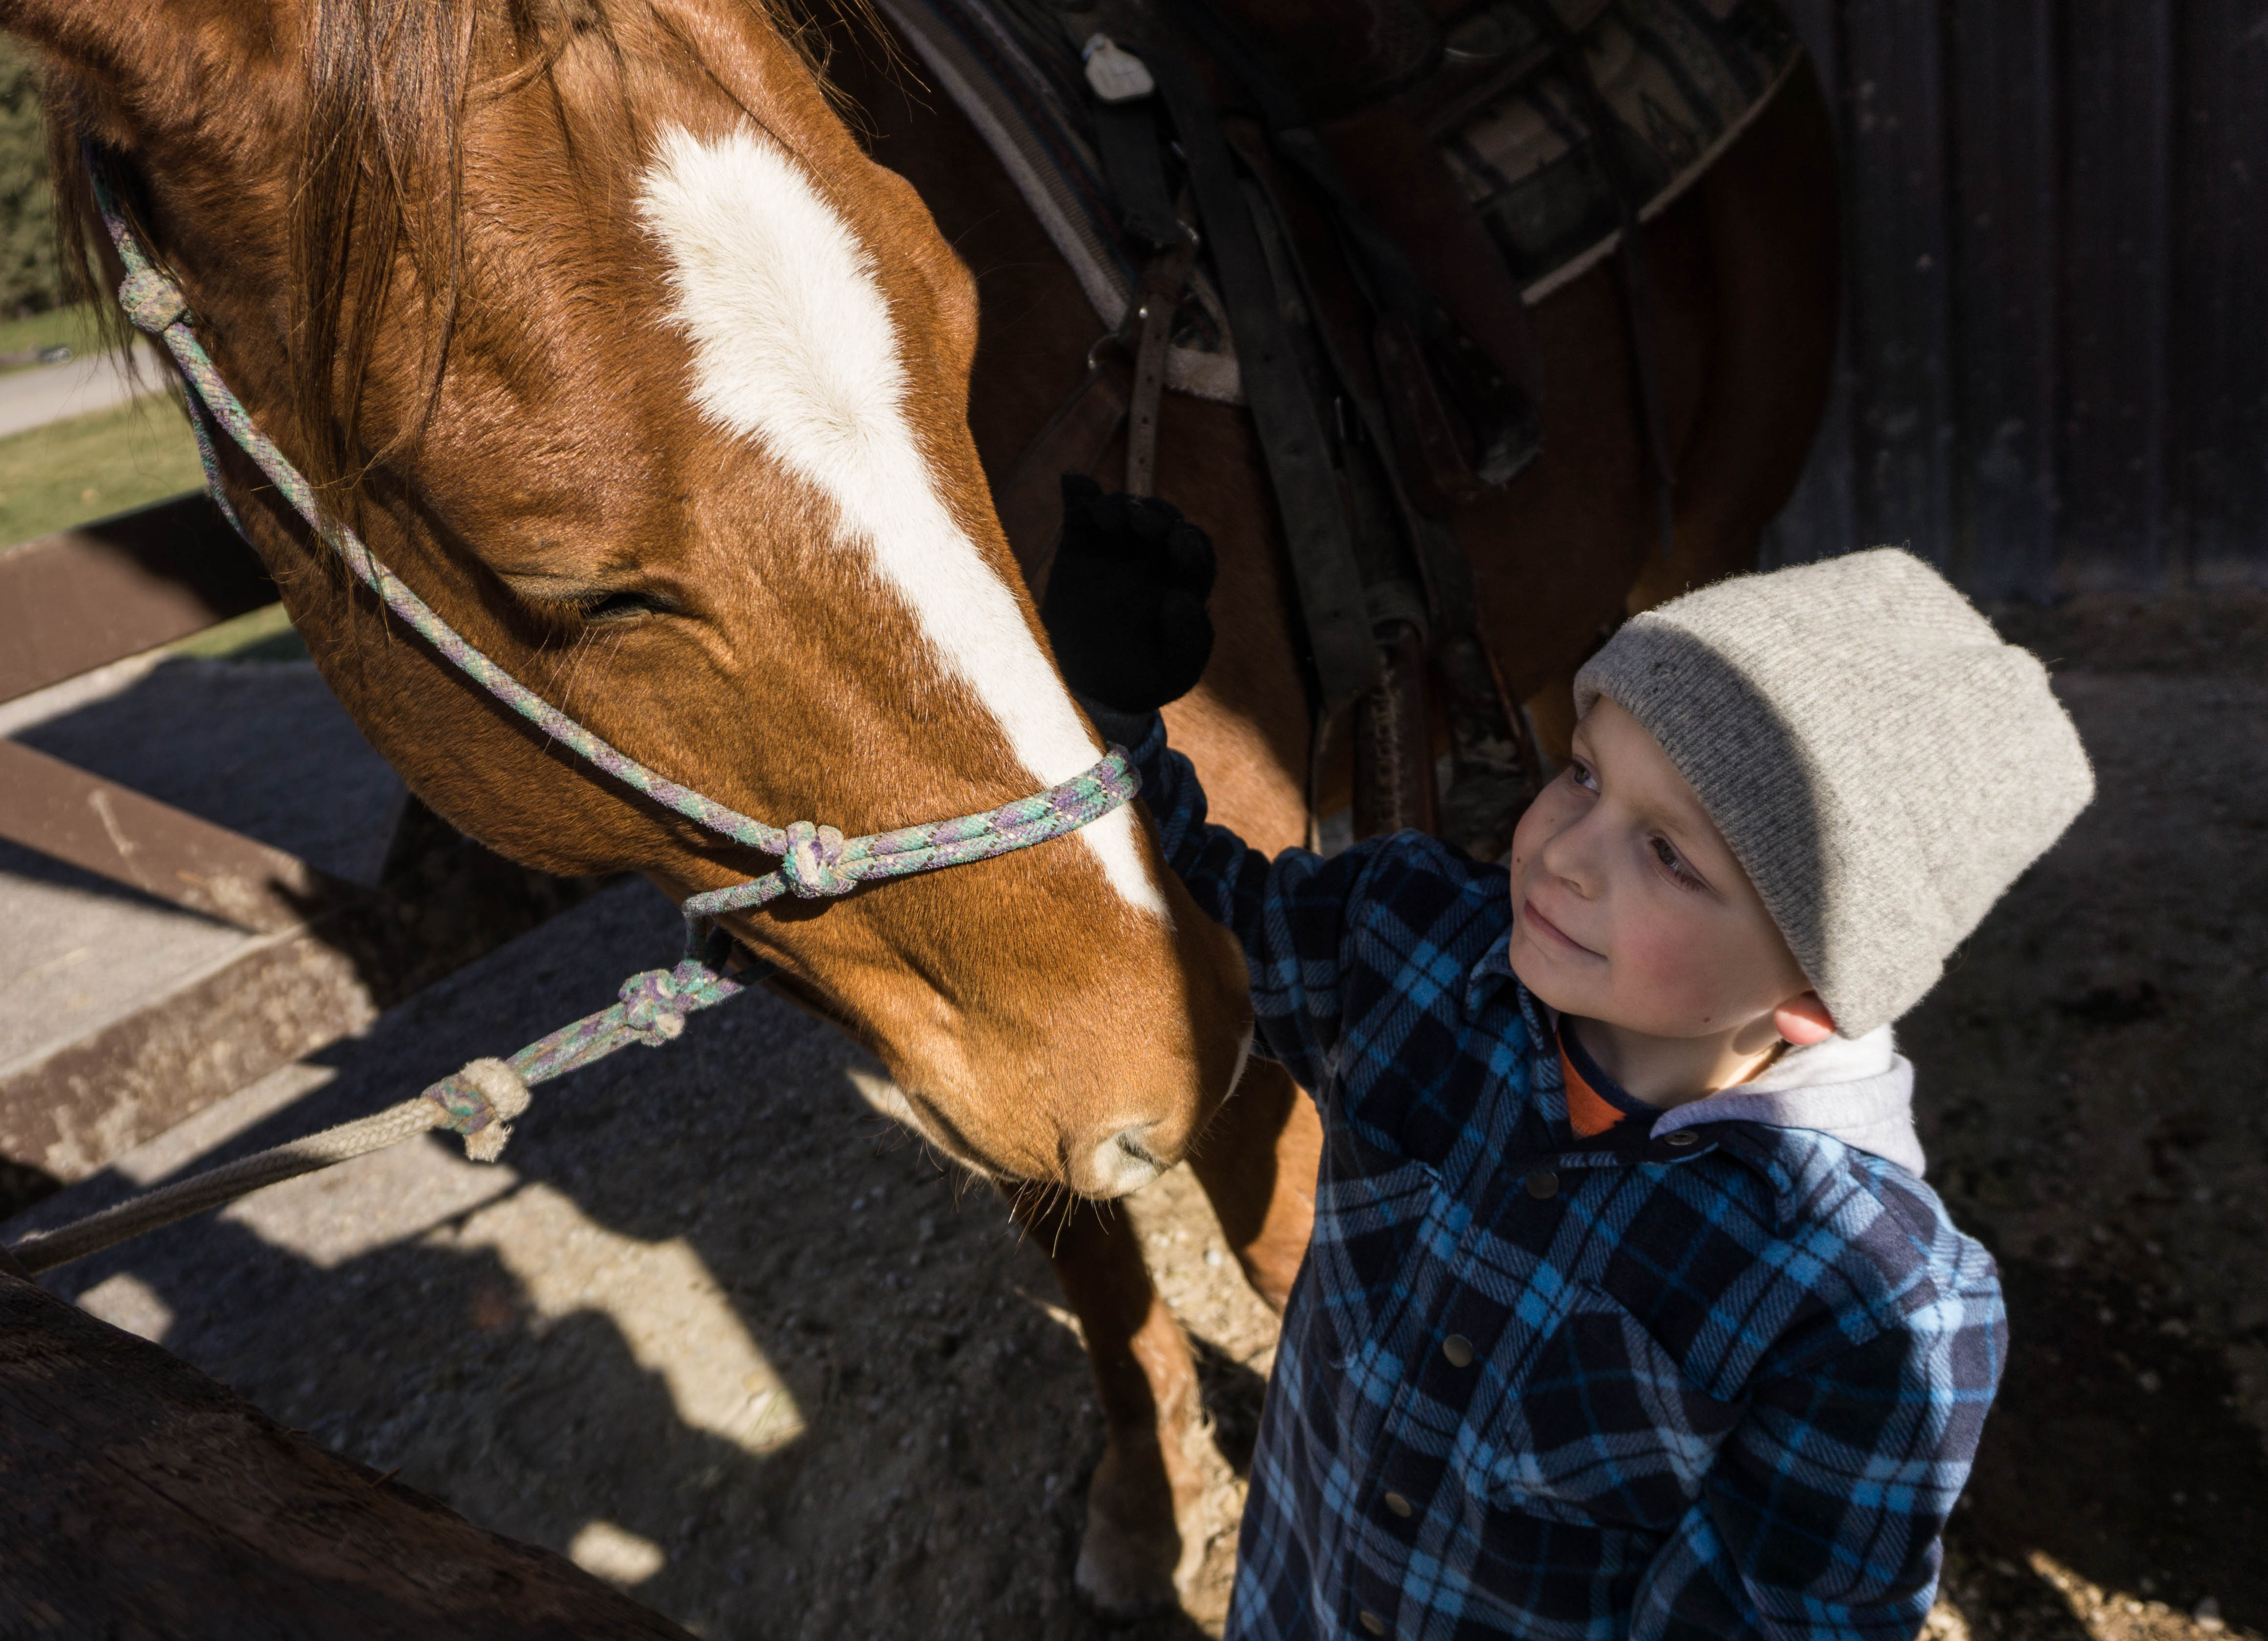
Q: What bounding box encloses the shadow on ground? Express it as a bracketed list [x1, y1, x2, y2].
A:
[11, 879, 1229, 1641]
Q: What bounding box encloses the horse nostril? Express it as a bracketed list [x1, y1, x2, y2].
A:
[1115, 1128, 1163, 1168]
[1082, 1122, 1168, 1197]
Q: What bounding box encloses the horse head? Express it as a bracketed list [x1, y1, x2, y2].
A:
[13, 0, 1253, 1196]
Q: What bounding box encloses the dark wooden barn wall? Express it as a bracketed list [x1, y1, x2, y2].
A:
[1762, 0, 2267, 597]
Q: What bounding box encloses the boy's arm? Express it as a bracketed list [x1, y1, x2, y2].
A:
[1039, 478, 1376, 1088]
[1128, 715, 1373, 1091]
[1631, 1260, 2006, 1641]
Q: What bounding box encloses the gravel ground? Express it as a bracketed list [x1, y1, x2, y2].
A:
[6, 590, 2263, 1640]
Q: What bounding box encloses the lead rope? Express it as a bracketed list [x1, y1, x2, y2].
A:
[9, 157, 1143, 1278]
[10, 957, 740, 1276]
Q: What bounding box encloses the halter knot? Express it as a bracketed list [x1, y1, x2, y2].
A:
[618, 967, 692, 1044]
[617, 959, 740, 1045]
[778, 820, 856, 899]
[118, 267, 188, 334]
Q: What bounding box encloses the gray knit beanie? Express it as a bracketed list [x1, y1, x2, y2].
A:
[1573, 548, 2093, 1038]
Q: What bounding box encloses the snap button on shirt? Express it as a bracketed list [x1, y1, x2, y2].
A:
[1358, 1609, 1388, 1636]
[1441, 1333, 1475, 1368]
[1383, 1491, 1414, 1518]
[1524, 1168, 1559, 1199]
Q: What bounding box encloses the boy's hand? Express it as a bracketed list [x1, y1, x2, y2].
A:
[1039, 474, 1216, 716]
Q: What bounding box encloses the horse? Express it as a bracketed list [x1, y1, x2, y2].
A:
[10, 0, 1256, 1210]
[12, 0, 1837, 1619]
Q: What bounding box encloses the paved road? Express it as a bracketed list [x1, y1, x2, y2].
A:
[0, 342, 168, 440]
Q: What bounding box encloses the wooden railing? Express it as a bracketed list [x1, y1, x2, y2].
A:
[0, 495, 598, 1201]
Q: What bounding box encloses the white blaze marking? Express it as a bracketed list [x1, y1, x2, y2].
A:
[636, 125, 1166, 917]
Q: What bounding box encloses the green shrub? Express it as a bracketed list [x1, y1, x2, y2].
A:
[0, 36, 57, 319]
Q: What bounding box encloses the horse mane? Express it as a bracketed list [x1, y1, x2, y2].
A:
[43, 0, 868, 507]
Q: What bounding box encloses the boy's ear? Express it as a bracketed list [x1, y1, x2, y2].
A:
[1773, 991, 1837, 1046]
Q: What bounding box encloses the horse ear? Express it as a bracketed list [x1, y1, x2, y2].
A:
[2, 0, 293, 136]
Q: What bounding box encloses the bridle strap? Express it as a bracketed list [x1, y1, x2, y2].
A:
[86, 153, 1138, 959]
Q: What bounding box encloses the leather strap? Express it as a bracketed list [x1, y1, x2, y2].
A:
[1092, 97, 1188, 251]
[1170, 0, 1539, 503]
[1352, 605, 1438, 838]
[1435, 627, 1538, 860]
[1319, 98, 1544, 417]
[998, 1, 1538, 846]
[1146, 46, 1383, 717]
[1222, 96, 1541, 848]
[993, 365, 1131, 596]
[1508, 0, 1676, 555]
[1125, 240, 1196, 496]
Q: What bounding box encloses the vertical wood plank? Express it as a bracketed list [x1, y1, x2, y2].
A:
[1759, 0, 1859, 570]
[1698, 0, 2264, 591]
[1836, 0, 1953, 568]
[2166, 0, 2268, 585]
[1945, 0, 2058, 601]
[2057, 0, 2175, 590]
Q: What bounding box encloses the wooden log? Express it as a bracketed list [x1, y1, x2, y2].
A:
[0, 1270, 695, 1640]
[0, 737, 366, 935]
[0, 831, 610, 1201]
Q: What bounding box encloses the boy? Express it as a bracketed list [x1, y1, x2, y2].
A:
[1040, 480, 2095, 1640]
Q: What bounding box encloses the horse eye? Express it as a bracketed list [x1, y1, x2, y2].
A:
[580, 589, 674, 623]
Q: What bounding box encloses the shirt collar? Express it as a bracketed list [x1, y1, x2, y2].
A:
[1465, 937, 1521, 1015]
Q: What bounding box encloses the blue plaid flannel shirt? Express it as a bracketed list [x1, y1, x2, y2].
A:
[1130, 722, 2006, 1641]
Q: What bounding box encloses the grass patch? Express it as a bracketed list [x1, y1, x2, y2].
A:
[0, 393, 205, 548]
[0, 303, 111, 371]
[166, 601, 309, 664]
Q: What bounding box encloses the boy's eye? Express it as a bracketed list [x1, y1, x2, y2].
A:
[1567, 760, 1599, 793]
[1652, 836, 1703, 888]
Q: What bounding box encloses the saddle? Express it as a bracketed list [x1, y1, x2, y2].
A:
[911, 0, 1802, 854]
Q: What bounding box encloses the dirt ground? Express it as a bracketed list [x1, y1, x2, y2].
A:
[1902, 592, 2268, 1641]
[10, 590, 2265, 1641]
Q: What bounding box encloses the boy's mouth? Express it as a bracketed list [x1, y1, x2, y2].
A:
[1521, 898, 1601, 959]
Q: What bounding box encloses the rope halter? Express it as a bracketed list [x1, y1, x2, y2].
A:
[86, 149, 1139, 985]
[1, 150, 1168, 1281]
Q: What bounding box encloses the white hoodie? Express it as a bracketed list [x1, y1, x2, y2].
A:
[1650, 1026, 1927, 1178]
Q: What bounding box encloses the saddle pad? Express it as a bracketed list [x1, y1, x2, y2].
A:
[871, 0, 1800, 391]
[1444, 0, 1804, 301]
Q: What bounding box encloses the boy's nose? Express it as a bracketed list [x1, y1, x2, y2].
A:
[1535, 815, 1603, 895]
